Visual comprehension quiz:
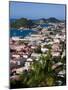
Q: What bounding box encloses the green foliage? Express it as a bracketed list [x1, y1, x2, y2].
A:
[10, 50, 66, 88]
[43, 44, 51, 49]
[19, 52, 55, 87]
[10, 18, 35, 29]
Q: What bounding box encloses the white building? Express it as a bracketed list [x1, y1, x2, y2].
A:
[41, 48, 48, 53]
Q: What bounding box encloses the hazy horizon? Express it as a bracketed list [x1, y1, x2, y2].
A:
[10, 17, 65, 20]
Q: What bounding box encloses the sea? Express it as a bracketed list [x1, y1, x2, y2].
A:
[10, 24, 49, 37]
[10, 28, 38, 37]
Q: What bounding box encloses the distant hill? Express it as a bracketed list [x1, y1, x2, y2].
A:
[10, 17, 63, 28]
[32, 17, 61, 24]
[46, 17, 61, 23]
[10, 18, 35, 28]
[32, 18, 47, 24]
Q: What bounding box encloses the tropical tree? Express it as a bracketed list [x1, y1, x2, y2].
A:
[19, 50, 56, 87]
[10, 50, 66, 88]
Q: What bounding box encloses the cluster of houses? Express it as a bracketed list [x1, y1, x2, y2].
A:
[10, 22, 66, 81]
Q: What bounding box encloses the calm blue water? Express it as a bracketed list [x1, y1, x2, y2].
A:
[10, 28, 38, 37]
[10, 24, 49, 37]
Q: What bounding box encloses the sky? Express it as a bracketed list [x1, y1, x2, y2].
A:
[9, 1, 65, 20]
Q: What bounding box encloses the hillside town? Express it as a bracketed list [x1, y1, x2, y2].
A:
[10, 21, 66, 87]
